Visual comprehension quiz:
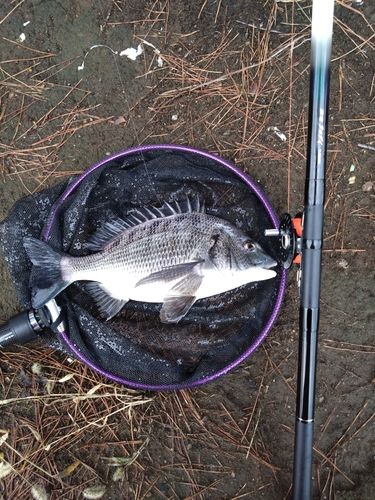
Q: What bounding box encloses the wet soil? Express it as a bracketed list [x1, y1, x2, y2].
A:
[0, 1, 374, 499]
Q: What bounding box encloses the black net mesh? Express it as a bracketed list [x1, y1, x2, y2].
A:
[0, 147, 284, 389]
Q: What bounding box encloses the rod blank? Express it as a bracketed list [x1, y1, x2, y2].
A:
[292, 0, 335, 498]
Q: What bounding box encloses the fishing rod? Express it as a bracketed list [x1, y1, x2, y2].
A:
[292, 0, 334, 496]
[265, 0, 334, 497]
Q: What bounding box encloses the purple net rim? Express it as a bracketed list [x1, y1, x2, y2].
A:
[44, 144, 287, 391]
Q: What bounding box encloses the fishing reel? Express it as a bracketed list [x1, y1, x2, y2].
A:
[265, 213, 302, 269]
[0, 299, 62, 348]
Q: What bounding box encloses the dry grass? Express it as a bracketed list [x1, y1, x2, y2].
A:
[0, 349, 283, 499]
[0, 41, 113, 193]
[0, 345, 152, 499]
[142, 2, 312, 175]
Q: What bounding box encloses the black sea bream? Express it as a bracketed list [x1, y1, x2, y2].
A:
[23, 199, 277, 323]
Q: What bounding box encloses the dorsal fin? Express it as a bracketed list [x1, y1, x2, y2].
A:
[158, 195, 205, 217]
[86, 218, 132, 251]
[87, 195, 205, 251]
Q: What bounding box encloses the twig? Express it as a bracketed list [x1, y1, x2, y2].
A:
[0, 0, 27, 25]
[358, 143, 375, 151]
[235, 20, 286, 34]
[323, 340, 375, 354]
[313, 446, 354, 485]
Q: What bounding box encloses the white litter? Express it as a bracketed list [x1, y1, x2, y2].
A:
[119, 44, 143, 60]
[78, 44, 119, 71]
[267, 126, 287, 142]
[78, 40, 162, 70]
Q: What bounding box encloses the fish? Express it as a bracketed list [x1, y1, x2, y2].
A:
[23, 198, 277, 324]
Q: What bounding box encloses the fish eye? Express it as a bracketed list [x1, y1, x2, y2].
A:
[244, 240, 255, 251]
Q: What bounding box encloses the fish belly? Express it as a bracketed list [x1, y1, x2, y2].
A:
[195, 267, 277, 299]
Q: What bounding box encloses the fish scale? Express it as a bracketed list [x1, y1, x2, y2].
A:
[23, 200, 277, 323]
[86, 214, 212, 276]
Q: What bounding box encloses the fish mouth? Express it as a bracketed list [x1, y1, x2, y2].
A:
[262, 257, 278, 269]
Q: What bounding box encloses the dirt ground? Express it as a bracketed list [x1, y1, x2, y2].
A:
[0, 1, 374, 499]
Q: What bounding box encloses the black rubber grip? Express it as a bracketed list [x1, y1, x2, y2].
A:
[0, 311, 39, 348]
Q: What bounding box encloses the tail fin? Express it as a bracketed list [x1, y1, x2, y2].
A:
[23, 237, 70, 308]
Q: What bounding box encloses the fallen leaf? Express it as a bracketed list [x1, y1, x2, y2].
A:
[362, 181, 373, 192]
[82, 485, 106, 499]
[114, 116, 126, 125]
[58, 459, 81, 478]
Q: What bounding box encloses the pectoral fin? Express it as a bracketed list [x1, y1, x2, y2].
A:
[160, 295, 197, 323]
[160, 273, 203, 323]
[135, 261, 203, 288]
